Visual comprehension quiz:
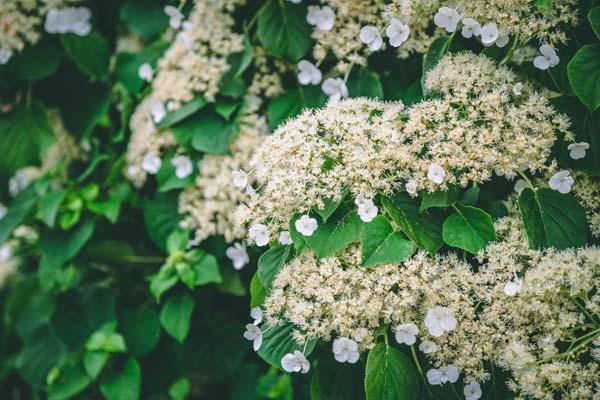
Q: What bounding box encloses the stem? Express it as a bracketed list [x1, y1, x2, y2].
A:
[343, 62, 355, 83]
[247, 0, 269, 31]
[568, 295, 600, 325]
[410, 345, 424, 376]
[499, 32, 520, 65]
[516, 170, 535, 190]
[449, 383, 462, 400]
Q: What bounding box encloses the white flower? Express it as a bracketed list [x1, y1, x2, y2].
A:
[512, 82, 523, 96]
[464, 382, 482, 400]
[232, 170, 249, 188]
[138, 63, 153, 82]
[426, 365, 460, 385]
[568, 142, 590, 160]
[480, 23, 499, 46]
[45, 7, 92, 36]
[534, 45, 560, 70]
[495, 33, 510, 48]
[9, 170, 33, 197]
[150, 101, 166, 124]
[243, 324, 263, 351]
[433, 7, 461, 33]
[0, 47, 13, 65]
[332, 338, 360, 363]
[424, 306, 457, 337]
[0, 243, 13, 263]
[504, 278, 522, 296]
[177, 31, 193, 50]
[164, 5, 184, 29]
[250, 307, 263, 325]
[306, 6, 335, 31]
[287, 0, 301, 3]
[225, 243, 249, 270]
[357, 199, 378, 223]
[419, 340, 437, 354]
[248, 224, 270, 247]
[395, 323, 419, 345]
[295, 215, 318, 236]
[171, 155, 193, 179]
[281, 351, 310, 373]
[278, 231, 293, 245]
[427, 164, 446, 185]
[0, 203, 6, 221]
[514, 179, 528, 195]
[141, 153, 162, 175]
[461, 18, 481, 38]
[297, 60, 322, 85]
[548, 170, 574, 194]
[405, 180, 418, 195]
[360, 26, 383, 51]
[386, 18, 410, 47]
[322, 78, 348, 103]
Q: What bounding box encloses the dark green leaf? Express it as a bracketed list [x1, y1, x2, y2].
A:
[317, 351, 365, 400]
[258, 245, 291, 290]
[120, 0, 169, 37]
[37, 189, 66, 228]
[365, 342, 419, 400]
[121, 309, 161, 356]
[347, 68, 384, 99]
[422, 36, 451, 92]
[267, 86, 326, 130]
[61, 31, 111, 79]
[315, 192, 347, 222]
[257, 322, 316, 369]
[16, 325, 66, 387]
[174, 113, 239, 154]
[157, 97, 208, 129]
[100, 358, 141, 400]
[0, 186, 38, 244]
[442, 204, 496, 254]
[160, 293, 195, 343]
[304, 209, 364, 258]
[14, 38, 61, 81]
[590, 7, 600, 39]
[59, 82, 111, 138]
[250, 272, 267, 308]
[38, 218, 95, 266]
[419, 187, 459, 212]
[568, 44, 600, 110]
[257, 0, 312, 61]
[47, 364, 92, 400]
[144, 192, 180, 251]
[518, 188, 588, 249]
[360, 215, 414, 267]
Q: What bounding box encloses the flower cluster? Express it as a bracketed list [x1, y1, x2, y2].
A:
[572, 172, 600, 238]
[237, 53, 569, 240]
[0, 0, 86, 64]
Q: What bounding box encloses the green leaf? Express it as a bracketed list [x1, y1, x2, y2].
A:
[0, 102, 54, 179]
[215, 99, 242, 121]
[289, 214, 307, 254]
[157, 158, 195, 192]
[258, 245, 291, 290]
[381, 194, 443, 254]
[115, 46, 166, 94]
[100, 359, 141, 400]
[0, 186, 38, 244]
[61, 31, 111, 79]
[167, 228, 190, 254]
[175, 113, 239, 154]
[518, 188, 588, 250]
[422, 36, 451, 92]
[144, 192, 180, 251]
[317, 351, 365, 400]
[84, 351, 109, 378]
[16, 325, 66, 387]
[590, 8, 600, 39]
[119, 0, 169, 37]
[365, 343, 419, 400]
[59, 82, 111, 138]
[157, 97, 208, 129]
[14, 38, 61, 81]
[347, 68, 384, 99]
[121, 309, 161, 356]
[250, 272, 267, 308]
[257, 322, 316, 369]
[257, 0, 312, 61]
[360, 216, 415, 268]
[38, 218, 95, 266]
[169, 378, 191, 400]
[160, 293, 195, 343]
[304, 208, 364, 258]
[315, 193, 347, 222]
[419, 187, 459, 212]
[534, 0, 552, 12]
[186, 249, 222, 285]
[150, 264, 178, 302]
[47, 364, 92, 400]
[568, 44, 600, 110]
[37, 189, 66, 228]
[267, 86, 326, 130]
[442, 204, 496, 254]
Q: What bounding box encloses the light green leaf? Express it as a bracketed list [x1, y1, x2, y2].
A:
[534, 0, 552, 12]
[250, 272, 267, 308]
[258, 245, 291, 290]
[150, 264, 178, 302]
[365, 343, 419, 400]
[188, 249, 223, 285]
[100, 358, 141, 400]
[160, 293, 195, 343]
[518, 188, 588, 249]
[360, 216, 414, 268]
[169, 377, 191, 400]
[84, 351, 109, 379]
[257, 0, 312, 61]
[47, 364, 92, 400]
[568, 44, 600, 110]
[61, 31, 111, 79]
[37, 189, 66, 228]
[157, 97, 208, 129]
[304, 209, 364, 258]
[257, 322, 316, 369]
[442, 204, 496, 254]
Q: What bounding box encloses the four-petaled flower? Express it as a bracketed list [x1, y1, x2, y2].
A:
[395, 323, 419, 345]
[281, 351, 310, 373]
[479, 23, 499, 46]
[138, 63, 153, 82]
[426, 365, 459, 385]
[433, 7, 461, 32]
[151, 101, 166, 124]
[534, 45, 560, 70]
[232, 169, 249, 188]
[461, 18, 481, 38]
[295, 215, 318, 236]
[386, 18, 410, 47]
[164, 5, 184, 29]
[243, 324, 262, 351]
[464, 381, 483, 400]
[568, 142, 589, 160]
[250, 307, 263, 325]
[45, 7, 92, 36]
[360, 26, 383, 51]
[171, 155, 193, 179]
[279, 231, 293, 245]
[424, 306, 457, 337]
[141, 152, 162, 175]
[306, 6, 335, 31]
[332, 337, 360, 363]
[297, 60, 322, 85]
[427, 164, 446, 185]
[225, 243, 250, 270]
[548, 170, 574, 194]
[419, 340, 437, 354]
[355, 196, 378, 223]
[504, 273, 523, 297]
[322, 78, 348, 103]
[249, 223, 270, 246]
